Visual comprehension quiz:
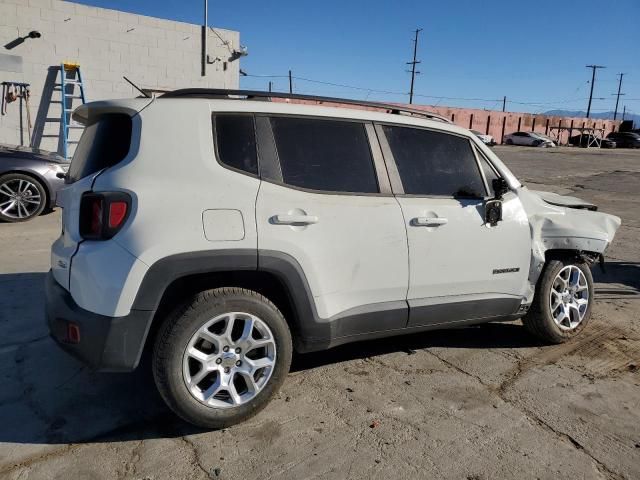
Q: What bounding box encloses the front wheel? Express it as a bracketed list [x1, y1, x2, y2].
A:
[523, 258, 593, 343]
[152, 287, 292, 428]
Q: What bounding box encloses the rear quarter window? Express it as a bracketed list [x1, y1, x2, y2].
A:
[213, 114, 258, 175]
[67, 113, 132, 182]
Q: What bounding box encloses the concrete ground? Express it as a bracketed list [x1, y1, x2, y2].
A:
[0, 146, 638, 480]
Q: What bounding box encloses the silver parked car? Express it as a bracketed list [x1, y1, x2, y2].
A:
[0, 144, 69, 222]
[504, 131, 555, 147]
[471, 130, 496, 146]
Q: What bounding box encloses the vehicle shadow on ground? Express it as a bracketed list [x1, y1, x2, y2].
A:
[592, 262, 640, 295]
[0, 262, 636, 446]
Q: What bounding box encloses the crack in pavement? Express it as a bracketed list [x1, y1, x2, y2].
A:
[119, 439, 143, 479]
[0, 335, 49, 353]
[180, 435, 214, 479]
[425, 347, 626, 480]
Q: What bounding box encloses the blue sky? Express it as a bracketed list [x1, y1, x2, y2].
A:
[76, 0, 640, 115]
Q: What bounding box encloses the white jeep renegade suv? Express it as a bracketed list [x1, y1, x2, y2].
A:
[46, 89, 621, 428]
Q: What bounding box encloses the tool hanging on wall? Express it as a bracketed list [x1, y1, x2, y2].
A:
[1, 81, 33, 144]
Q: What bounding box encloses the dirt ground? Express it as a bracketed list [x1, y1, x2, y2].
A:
[0, 146, 638, 480]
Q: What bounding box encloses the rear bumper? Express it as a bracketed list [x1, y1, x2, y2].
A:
[45, 271, 154, 372]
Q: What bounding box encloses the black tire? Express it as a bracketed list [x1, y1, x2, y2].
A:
[506, 139, 513, 145]
[522, 258, 594, 344]
[152, 287, 292, 429]
[0, 173, 47, 223]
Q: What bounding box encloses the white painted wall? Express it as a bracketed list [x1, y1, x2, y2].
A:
[0, 0, 240, 154]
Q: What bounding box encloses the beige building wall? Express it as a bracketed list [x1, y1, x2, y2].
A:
[0, 0, 240, 154]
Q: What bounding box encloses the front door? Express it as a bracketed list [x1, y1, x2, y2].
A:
[377, 124, 531, 327]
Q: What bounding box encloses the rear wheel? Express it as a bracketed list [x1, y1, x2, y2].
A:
[0, 173, 47, 222]
[152, 287, 292, 428]
[506, 139, 513, 145]
[523, 258, 593, 343]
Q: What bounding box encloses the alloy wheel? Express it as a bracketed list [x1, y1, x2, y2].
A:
[549, 265, 590, 330]
[0, 178, 43, 220]
[182, 312, 277, 409]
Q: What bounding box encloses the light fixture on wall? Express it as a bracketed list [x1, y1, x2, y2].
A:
[228, 45, 248, 62]
[4, 31, 42, 50]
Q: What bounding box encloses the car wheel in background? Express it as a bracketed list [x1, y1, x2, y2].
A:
[506, 139, 513, 145]
[0, 173, 47, 223]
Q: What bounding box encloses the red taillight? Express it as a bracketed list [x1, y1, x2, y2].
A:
[108, 201, 128, 228]
[80, 192, 131, 240]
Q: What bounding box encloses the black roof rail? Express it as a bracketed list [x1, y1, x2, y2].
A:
[160, 88, 451, 123]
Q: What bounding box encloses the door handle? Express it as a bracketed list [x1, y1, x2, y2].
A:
[411, 217, 448, 227]
[271, 214, 319, 225]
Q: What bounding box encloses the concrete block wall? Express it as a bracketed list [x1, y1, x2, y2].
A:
[275, 98, 620, 146]
[411, 105, 621, 145]
[0, 0, 240, 154]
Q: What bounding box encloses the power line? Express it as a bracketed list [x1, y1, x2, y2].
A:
[585, 65, 606, 118]
[242, 72, 623, 111]
[406, 28, 422, 104]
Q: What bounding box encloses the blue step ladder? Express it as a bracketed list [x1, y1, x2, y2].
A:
[59, 62, 86, 159]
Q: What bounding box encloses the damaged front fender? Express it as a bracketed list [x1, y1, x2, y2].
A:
[518, 187, 621, 287]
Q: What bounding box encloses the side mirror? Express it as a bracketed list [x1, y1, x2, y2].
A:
[485, 178, 509, 226]
[492, 178, 510, 199]
[485, 200, 502, 226]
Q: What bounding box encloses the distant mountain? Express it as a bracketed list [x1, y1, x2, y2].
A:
[544, 109, 638, 128]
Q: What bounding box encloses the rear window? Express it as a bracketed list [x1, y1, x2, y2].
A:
[68, 114, 132, 182]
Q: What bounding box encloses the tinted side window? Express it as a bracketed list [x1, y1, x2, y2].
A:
[68, 113, 132, 182]
[270, 117, 378, 194]
[214, 115, 258, 175]
[383, 125, 486, 197]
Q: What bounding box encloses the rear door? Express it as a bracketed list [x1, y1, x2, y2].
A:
[255, 116, 409, 330]
[377, 124, 531, 327]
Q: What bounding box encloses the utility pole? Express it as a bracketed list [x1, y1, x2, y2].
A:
[622, 105, 626, 121]
[406, 28, 422, 104]
[288, 70, 293, 94]
[201, 0, 208, 77]
[502, 96, 506, 112]
[268, 81, 272, 93]
[612, 73, 625, 120]
[585, 64, 605, 118]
